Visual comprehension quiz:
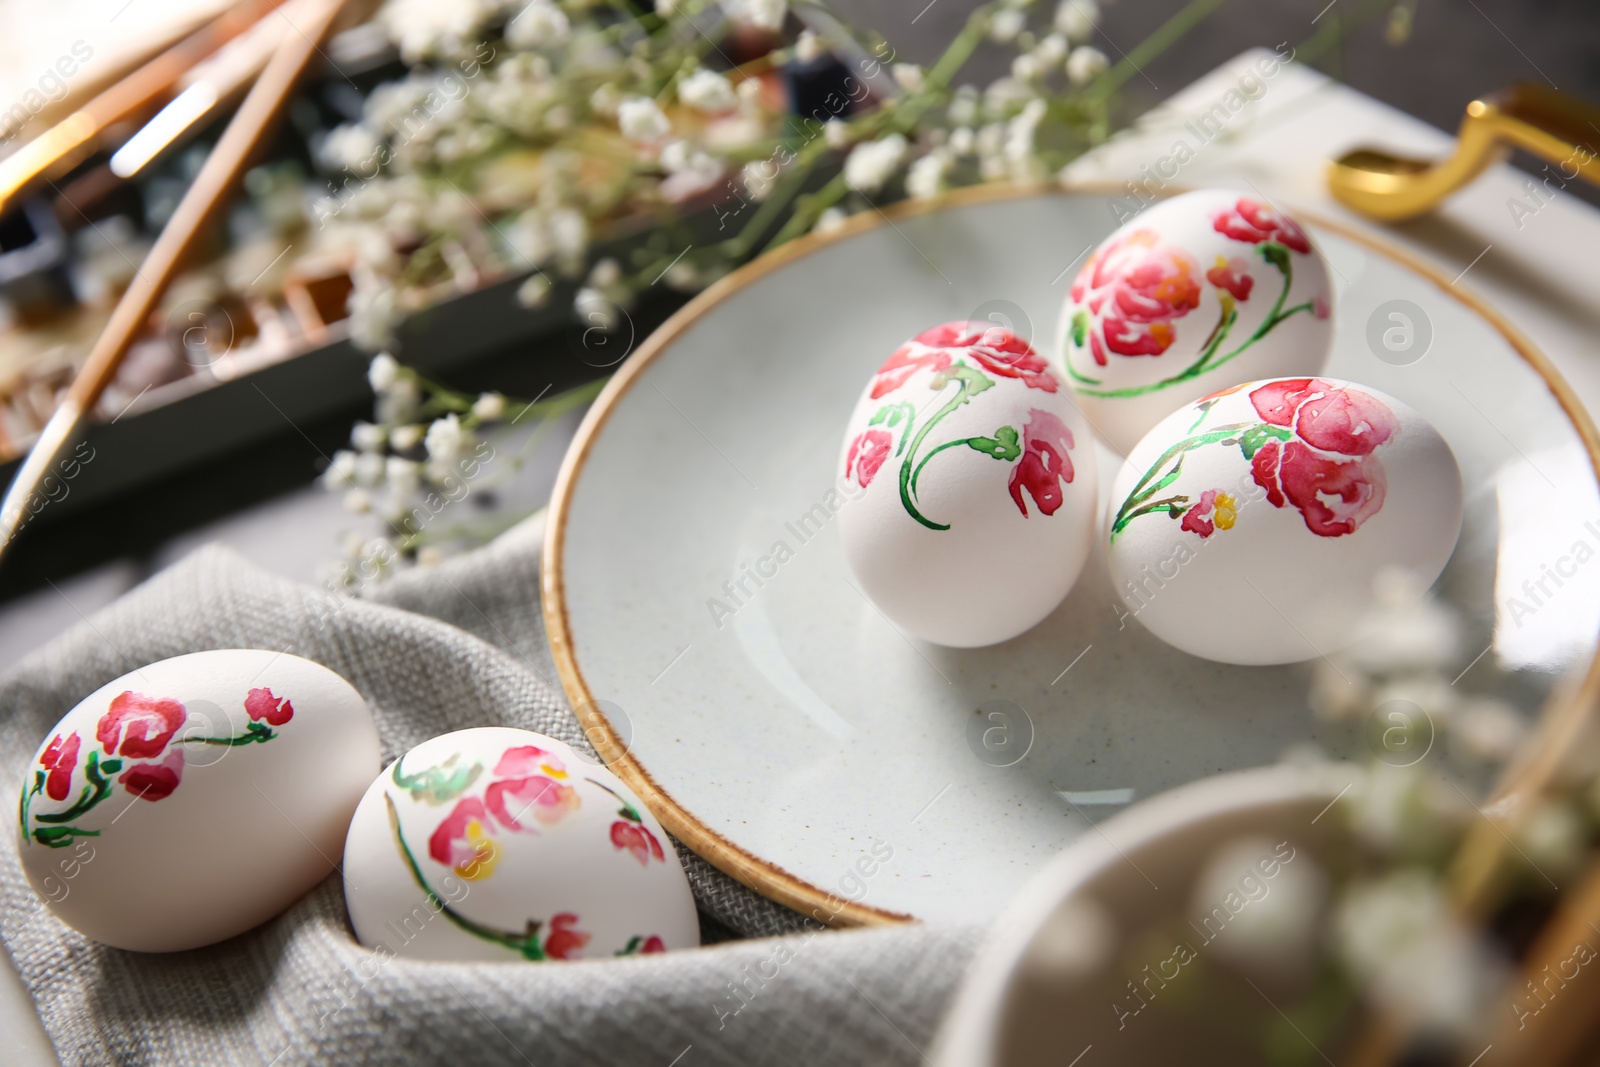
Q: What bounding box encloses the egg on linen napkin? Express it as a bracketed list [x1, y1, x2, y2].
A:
[838, 321, 1097, 648]
[1057, 189, 1335, 455]
[1104, 377, 1462, 665]
[341, 727, 698, 962]
[17, 650, 381, 952]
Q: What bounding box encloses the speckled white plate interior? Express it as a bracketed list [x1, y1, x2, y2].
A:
[545, 188, 1600, 925]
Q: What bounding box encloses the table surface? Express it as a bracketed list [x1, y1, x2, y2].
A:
[6, 46, 1600, 1065]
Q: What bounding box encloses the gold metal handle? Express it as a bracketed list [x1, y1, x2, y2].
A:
[1328, 82, 1600, 221]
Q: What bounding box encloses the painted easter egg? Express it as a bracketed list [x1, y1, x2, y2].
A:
[837, 321, 1098, 647]
[17, 650, 381, 952]
[341, 727, 697, 962]
[1105, 377, 1462, 665]
[1057, 189, 1335, 455]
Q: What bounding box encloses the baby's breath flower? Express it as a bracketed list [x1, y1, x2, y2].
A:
[1054, 0, 1099, 43]
[726, 0, 786, 32]
[344, 488, 374, 514]
[824, 119, 852, 150]
[322, 450, 360, 490]
[794, 29, 826, 64]
[367, 353, 400, 393]
[618, 96, 672, 142]
[679, 69, 737, 112]
[1065, 45, 1109, 86]
[351, 421, 386, 453]
[815, 206, 849, 233]
[391, 423, 424, 451]
[506, 0, 570, 49]
[892, 64, 926, 93]
[471, 392, 507, 421]
[516, 273, 552, 308]
[906, 151, 949, 200]
[742, 160, 778, 200]
[990, 7, 1026, 43]
[843, 133, 907, 193]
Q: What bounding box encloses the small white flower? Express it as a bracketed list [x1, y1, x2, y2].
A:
[948, 85, 980, 126]
[367, 353, 400, 393]
[1054, 0, 1099, 43]
[353, 451, 386, 489]
[590, 83, 621, 118]
[1004, 98, 1047, 181]
[742, 160, 778, 201]
[379, 377, 420, 427]
[351, 421, 386, 453]
[990, 7, 1026, 42]
[679, 69, 737, 112]
[1065, 45, 1109, 86]
[824, 119, 852, 150]
[517, 273, 552, 308]
[424, 413, 467, 469]
[618, 96, 672, 142]
[587, 257, 622, 289]
[892, 64, 925, 93]
[574, 287, 621, 333]
[906, 152, 949, 200]
[984, 76, 1032, 118]
[362, 538, 397, 576]
[794, 29, 826, 64]
[1453, 698, 1525, 764]
[472, 392, 507, 422]
[391, 424, 424, 451]
[1518, 801, 1585, 876]
[726, 0, 786, 31]
[814, 207, 848, 234]
[348, 282, 398, 352]
[386, 456, 422, 499]
[318, 124, 382, 174]
[548, 207, 589, 272]
[663, 260, 701, 291]
[343, 488, 373, 514]
[735, 77, 763, 111]
[417, 544, 447, 567]
[1019, 896, 1115, 982]
[506, 0, 570, 49]
[1034, 32, 1068, 65]
[949, 126, 976, 156]
[843, 133, 907, 194]
[1011, 52, 1044, 82]
[1192, 836, 1324, 974]
[322, 450, 360, 490]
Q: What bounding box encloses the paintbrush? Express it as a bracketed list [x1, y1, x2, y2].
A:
[0, 0, 354, 557]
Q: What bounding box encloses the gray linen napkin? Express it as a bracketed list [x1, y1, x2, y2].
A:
[0, 517, 980, 1066]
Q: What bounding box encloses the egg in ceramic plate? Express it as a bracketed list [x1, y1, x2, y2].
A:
[837, 321, 1097, 648]
[1057, 189, 1336, 455]
[342, 727, 698, 962]
[1104, 377, 1462, 665]
[17, 650, 381, 952]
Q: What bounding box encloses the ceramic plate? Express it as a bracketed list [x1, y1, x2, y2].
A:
[544, 187, 1600, 926]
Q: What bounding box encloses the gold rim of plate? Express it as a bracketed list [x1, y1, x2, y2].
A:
[542, 181, 1600, 928]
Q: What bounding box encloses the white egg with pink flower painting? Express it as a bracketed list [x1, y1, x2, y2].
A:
[1105, 377, 1463, 666]
[1057, 189, 1335, 456]
[837, 321, 1098, 648]
[16, 649, 382, 952]
[341, 726, 698, 963]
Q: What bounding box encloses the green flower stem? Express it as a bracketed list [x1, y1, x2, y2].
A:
[1109, 423, 1255, 537]
[1090, 0, 1228, 101]
[384, 794, 547, 960]
[897, 367, 991, 531]
[31, 751, 117, 827]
